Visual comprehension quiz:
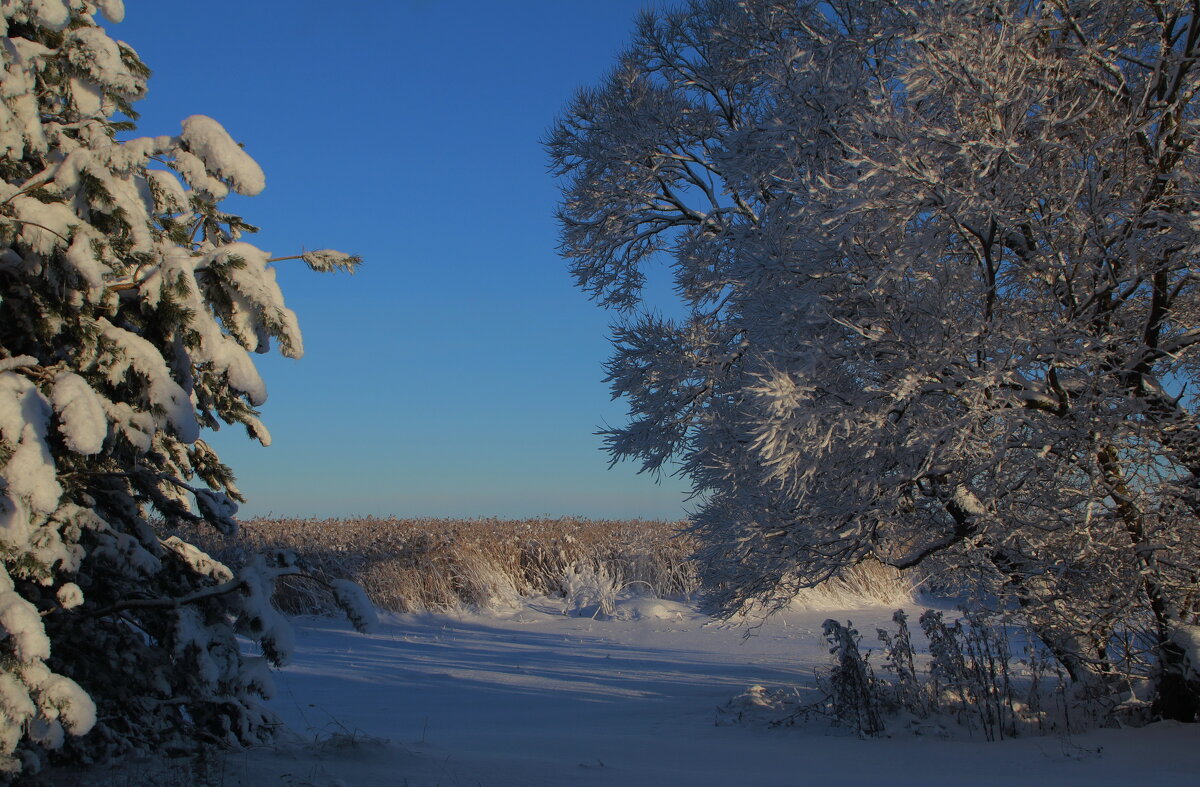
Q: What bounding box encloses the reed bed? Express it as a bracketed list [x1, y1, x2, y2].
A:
[168, 516, 910, 615]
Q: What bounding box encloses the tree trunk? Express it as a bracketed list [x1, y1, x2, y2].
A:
[1097, 446, 1200, 722]
[1154, 634, 1200, 722]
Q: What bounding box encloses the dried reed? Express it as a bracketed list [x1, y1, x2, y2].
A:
[166, 516, 909, 615]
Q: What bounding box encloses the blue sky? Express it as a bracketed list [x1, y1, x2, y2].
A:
[106, 1, 691, 520]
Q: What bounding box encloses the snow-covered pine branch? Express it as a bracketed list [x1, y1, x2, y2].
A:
[294, 249, 362, 274]
[551, 0, 1200, 722]
[0, 0, 362, 772]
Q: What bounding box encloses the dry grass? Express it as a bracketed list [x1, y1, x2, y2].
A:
[174, 516, 697, 614]
[168, 516, 910, 615]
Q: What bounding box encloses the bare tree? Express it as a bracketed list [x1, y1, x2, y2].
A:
[550, 0, 1200, 720]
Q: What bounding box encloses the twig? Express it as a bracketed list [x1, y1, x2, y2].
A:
[2, 216, 70, 243]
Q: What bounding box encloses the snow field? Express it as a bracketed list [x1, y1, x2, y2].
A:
[53, 596, 1200, 786]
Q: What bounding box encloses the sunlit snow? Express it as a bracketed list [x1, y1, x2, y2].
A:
[58, 597, 1200, 786]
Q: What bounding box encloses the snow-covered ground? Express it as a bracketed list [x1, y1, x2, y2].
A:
[66, 596, 1199, 786]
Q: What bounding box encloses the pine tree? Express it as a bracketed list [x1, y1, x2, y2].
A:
[0, 0, 364, 772]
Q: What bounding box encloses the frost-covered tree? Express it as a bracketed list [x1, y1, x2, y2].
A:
[0, 0, 367, 772]
[550, 0, 1200, 720]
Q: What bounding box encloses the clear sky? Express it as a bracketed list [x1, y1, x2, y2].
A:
[103, 1, 691, 520]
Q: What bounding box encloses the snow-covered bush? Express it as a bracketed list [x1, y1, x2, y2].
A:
[0, 0, 361, 773]
[549, 0, 1200, 720]
[561, 561, 620, 618]
[810, 611, 1079, 739]
[917, 610, 1022, 740]
[821, 619, 884, 737]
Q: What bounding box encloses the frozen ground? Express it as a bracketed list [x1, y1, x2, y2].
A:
[61, 596, 1200, 786]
